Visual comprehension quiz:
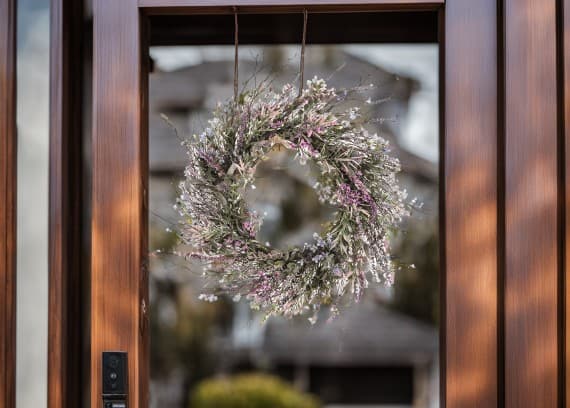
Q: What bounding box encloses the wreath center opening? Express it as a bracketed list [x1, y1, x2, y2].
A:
[245, 148, 335, 251]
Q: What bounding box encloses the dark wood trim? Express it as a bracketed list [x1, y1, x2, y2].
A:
[149, 11, 439, 45]
[140, 0, 443, 15]
[558, 0, 570, 408]
[504, 1, 559, 407]
[0, 0, 17, 407]
[91, 1, 149, 406]
[48, 0, 85, 407]
[497, 0, 505, 405]
[140, 0, 442, 4]
[443, 1, 498, 407]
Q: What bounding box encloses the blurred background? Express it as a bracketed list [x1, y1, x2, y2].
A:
[148, 44, 439, 408]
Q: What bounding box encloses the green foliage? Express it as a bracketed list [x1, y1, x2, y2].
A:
[189, 374, 321, 408]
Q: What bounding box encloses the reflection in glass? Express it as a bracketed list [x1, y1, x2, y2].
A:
[16, 0, 50, 406]
[149, 44, 439, 408]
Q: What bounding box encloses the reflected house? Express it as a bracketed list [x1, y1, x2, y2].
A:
[262, 304, 438, 407]
[228, 300, 439, 408]
[149, 47, 439, 408]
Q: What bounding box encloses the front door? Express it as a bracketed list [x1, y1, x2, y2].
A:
[88, 1, 559, 407]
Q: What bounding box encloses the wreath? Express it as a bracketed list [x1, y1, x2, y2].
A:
[175, 77, 408, 321]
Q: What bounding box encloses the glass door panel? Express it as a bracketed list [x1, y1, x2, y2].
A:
[148, 42, 439, 408]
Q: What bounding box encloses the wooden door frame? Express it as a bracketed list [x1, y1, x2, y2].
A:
[0, 0, 17, 406]
[441, 2, 498, 406]
[43, 0, 565, 407]
[90, 1, 499, 407]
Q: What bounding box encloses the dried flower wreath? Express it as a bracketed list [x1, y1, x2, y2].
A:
[169, 9, 408, 322]
[175, 76, 409, 321]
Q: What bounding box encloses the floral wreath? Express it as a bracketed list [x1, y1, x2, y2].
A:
[175, 77, 408, 321]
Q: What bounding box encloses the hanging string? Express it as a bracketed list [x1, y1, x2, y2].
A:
[233, 7, 239, 102]
[298, 9, 308, 97]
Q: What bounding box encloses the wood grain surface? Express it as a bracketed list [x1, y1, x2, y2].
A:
[92, 1, 149, 407]
[443, 1, 498, 407]
[0, 0, 17, 407]
[504, 1, 559, 407]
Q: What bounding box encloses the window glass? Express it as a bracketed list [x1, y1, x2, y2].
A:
[149, 42, 439, 408]
[16, 0, 50, 406]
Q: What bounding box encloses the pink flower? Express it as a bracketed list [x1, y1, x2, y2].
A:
[242, 221, 256, 238]
[299, 140, 319, 157]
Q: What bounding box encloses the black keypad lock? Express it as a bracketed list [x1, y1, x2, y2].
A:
[102, 352, 128, 408]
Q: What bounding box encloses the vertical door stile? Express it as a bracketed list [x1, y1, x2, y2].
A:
[92, 1, 149, 406]
[444, 1, 499, 407]
[504, 1, 559, 407]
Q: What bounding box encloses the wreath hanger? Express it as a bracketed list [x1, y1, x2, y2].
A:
[232, 7, 310, 101]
